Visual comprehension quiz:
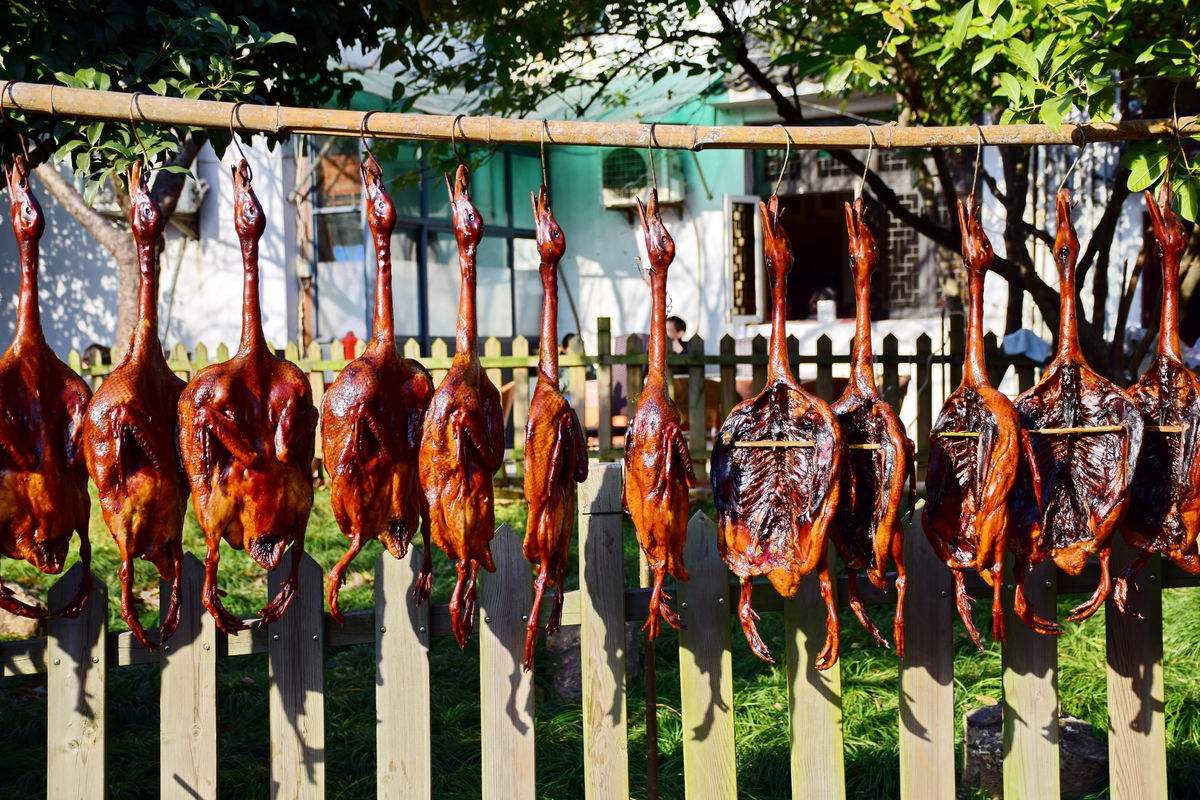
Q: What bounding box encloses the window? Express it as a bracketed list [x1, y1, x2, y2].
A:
[307, 137, 539, 346]
[725, 195, 760, 321]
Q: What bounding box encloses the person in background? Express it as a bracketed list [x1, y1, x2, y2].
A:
[666, 315, 687, 356]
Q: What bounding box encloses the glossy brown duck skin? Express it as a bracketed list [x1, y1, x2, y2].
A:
[521, 185, 588, 670]
[1117, 184, 1200, 612]
[830, 198, 914, 656]
[83, 161, 187, 649]
[625, 187, 697, 642]
[178, 159, 318, 635]
[418, 165, 504, 649]
[924, 193, 1022, 649]
[323, 154, 434, 622]
[709, 194, 843, 666]
[0, 154, 92, 619]
[1008, 189, 1143, 633]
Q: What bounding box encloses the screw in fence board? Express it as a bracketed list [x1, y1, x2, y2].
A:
[430, 338, 449, 386]
[784, 551, 846, 800]
[1105, 541, 1167, 800]
[626, 334, 644, 418]
[306, 341, 326, 464]
[882, 334, 901, 411]
[568, 335, 587, 428]
[597, 317, 613, 457]
[479, 524, 537, 799]
[751, 334, 767, 395]
[159, 554, 217, 800]
[898, 515, 955, 800]
[510, 336, 530, 478]
[375, 547, 432, 799]
[815, 335, 834, 402]
[719, 335, 737, 419]
[268, 552, 326, 800]
[677, 512, 737, 800]
[1001, 559, 1060, 799]
[915, 334, 932, 468]
[578, 461, 629, 800]
[948, 312, 964, 390]
[687, 335, 707, 482]
[46, 564, 106, 800]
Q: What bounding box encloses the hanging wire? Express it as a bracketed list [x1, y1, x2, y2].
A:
[855, 124, 877, 200]
[647, 122, 658, 191]
[772, 123, 794, 198]
[539, 119, 550, 189]
[1056, 127, 1088, 196]
[128, 92, 152, 171]
[229, 101, 252, 180]
[359, 110, 378, 163]
[450, 113, 467, 164]
[970, 125, 984, 198]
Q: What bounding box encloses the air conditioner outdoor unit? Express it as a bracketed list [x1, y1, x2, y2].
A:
[85, 171, 208, 219]
[601, 147, 686, 210]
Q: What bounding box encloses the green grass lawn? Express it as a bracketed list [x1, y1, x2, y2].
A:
[3, 487, 1200, 798]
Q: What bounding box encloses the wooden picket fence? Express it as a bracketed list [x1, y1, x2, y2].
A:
[0, 313, 1185, 798]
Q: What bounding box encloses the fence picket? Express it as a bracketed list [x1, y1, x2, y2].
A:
[269, 552, 325, 800]
[719, 334, 737, 417]
[948, 312, 964, 389]
[404, 337, 422, 360]
[915, 334, 932, 468]
[47, 565, 106, 800]
[882, 334, 900, 410]
[898, 515, 954, 800]
[193, 341, 210, 370]
[171, 342, 190, 380]
[511, 336, 530, 478]
[751, 334, 767, 394]
[160, 554, 217, 800]
[578, 462, 628, 799]
[306, 341, 325, 465]
[1001, 560, 1060, 798]
[215, 342, 230, 361]
[567, 334, 587, 427]
[626, 334, 644, 418]
[678, 513, 736, 799]
[597, 317, 613, 457]
[1106, 542, 1167, 799]
[430, 338, 449, 385]
[480, 524, 536, 799]
[687, 335, 707, 481]
[376, 549, 432, 799]
[816, 335, 833, 401]
[785, 553, 845, 799]
[485, 337, 503, 402]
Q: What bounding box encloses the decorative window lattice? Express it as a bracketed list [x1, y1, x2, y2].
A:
[888, 193, 923, 311]
[730, 200, 757, 317]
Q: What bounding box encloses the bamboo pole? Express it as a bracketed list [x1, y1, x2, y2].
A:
[1, 80, 1195, 150]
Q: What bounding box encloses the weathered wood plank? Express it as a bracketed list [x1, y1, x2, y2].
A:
[1106, 542, 1167, 800]
[687, 335, 708, 482]
[596, 317, 613, 457]
[376, 549, 432, 800]
[479, 525, 536, 800]
[269, 552, 326, 800]
[915, 334, 932, 467]
[430, 338, 449, 386]
[306, 340, 326, 464]
[785, 552, 845, 800]
[719, 335, 737, 418]
[626, 333, 644, 418]
[678, 513, 736, 800]
[948, 312, 964, 389]
[578, 461, 629, 799]
[160, 554, 218, 800]
[816, 335, 834, 402]
[898, 516, 954, 800]
[1002, 559, 1060, 799]
[47, 565, 107, 800]
[485, 337, 504, 410]
[751, 334, 767, 394]
[567, 334, 587, 428]
[511, 336, 530, 479]
[882, 333, 901, 410]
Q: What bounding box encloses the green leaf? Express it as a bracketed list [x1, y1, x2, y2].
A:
[1125, 145, 1168, 193]
[148, 79, 168, 95]
[947, 1, 974, 49]
[159, 165, 192, 175]
[86, 121, 104, 145]
[1174, 176, 1199, 222]
[825, 60, 854, 92]
[1007, 38, 1039, 76]
[263, 32, 297, 46]
[978, 0, 1002, 17]
[882, 9, 904, 30]
[1033, 34, 1055, 66]
[972, 44, 1000, 72]
[995, 72, 1021, 101]
[1038, 96, 1070, 131]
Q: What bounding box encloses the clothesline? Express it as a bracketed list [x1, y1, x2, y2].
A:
[0, 80, 1195, 151]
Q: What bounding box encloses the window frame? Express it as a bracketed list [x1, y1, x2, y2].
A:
[724, 193, 765, 325]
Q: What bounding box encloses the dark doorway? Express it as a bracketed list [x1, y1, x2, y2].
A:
[771, 191, 891, 320]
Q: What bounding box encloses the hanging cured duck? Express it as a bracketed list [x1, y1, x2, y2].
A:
[418, 164, 505, 649]
[829, 198, 914, 656]
[625, 187, 696, 642]
[924, 193, 1021, 648]
[177, 158, 319, 634]
[323, 153, 434, 622]
[710, 194, 843, 666]
[83, 161, 188, 649]
[1007, 189, 1143, 633]
[1117, 183, 1200, 610]
[0, 154, 93, 619]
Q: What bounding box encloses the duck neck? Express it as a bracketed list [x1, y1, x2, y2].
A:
[538, 261, 559, 383]
[964, 268, 989, 386]
[1158, 245, 1181, 360]
[766, 266, 792, 384]
[372, 228, 395, 349]
[1054, 251, 1079, 360]
[456, 243, 478, 355]
[849, 271, 877, 392]
[647, 269, 668, 388]
[129, 237, 160, 358]
[238, 236, 266, 353]
[13, 238, 43, 347]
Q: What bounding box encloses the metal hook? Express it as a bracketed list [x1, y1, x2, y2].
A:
[970, 125, 984, 198]
[856, 124, 877, 200]
[647, 122, 658, 191]
[539, 120, 550, 189]
[128, 92, 152, 170]
[772, 123, 794, 198]
[450, 113, 467, 164]
[1056, 127, 1087, 196]
[229, 101, 251, 180]
[359, 110, 378, 163]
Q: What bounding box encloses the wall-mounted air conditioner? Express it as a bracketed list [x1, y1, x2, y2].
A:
[84, 171, 208, 219]
[601, 147, 686, 210]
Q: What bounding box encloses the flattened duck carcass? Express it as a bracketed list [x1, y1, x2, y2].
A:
[710, 194, 843, 666]
[624, 187, 696, 641]
[83, 161, 188, 649]
[0, 154, 92, 619]
[830, 198, 914, 655]
[924, 193, 1022, 648]
[323, 153, 434, 622]
[1008, 189, 1143, 633]
[1117, 183, 1200, 611]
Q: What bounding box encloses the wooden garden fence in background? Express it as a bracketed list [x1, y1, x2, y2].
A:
[2, 313, 1188, 798]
